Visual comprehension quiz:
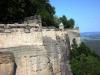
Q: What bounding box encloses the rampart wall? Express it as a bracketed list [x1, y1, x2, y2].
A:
[0, 22, 80, 75]
[42, 28, 80, 46]
[0, 28, 43, 48]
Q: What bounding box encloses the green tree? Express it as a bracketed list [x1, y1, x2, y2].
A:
[67, 18, 75, 28]
[70, 41, 100, 75]
[60, 15, 75, 28]
[60, 15, 68, 28]
[53, 15, 61, 28]
[0, 0, 55, 26]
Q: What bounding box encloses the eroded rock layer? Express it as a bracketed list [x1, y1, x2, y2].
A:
[0, 17, 80, 75]
[0, 52, 15, 75]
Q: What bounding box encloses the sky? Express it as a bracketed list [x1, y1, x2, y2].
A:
[50, 0, 100, 32]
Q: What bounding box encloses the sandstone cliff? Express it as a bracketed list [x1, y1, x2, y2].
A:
[0, 52, 15, 75]
[0, 17, 80, 75]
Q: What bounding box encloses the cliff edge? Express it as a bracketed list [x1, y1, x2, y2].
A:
[0, 17, 80, 75]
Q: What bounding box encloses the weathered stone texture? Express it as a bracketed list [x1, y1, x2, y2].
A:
[0, 31, 43, 48]
[0, 52, 15, 75]
[0, 28, 80, 75]
[0, 19, 80, 75]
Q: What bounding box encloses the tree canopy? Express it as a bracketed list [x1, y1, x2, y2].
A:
[60, 15, 75, 28]
[0, 0, 55, 25]
[70, 39, 100, 75]
[0, 0, 75, 28]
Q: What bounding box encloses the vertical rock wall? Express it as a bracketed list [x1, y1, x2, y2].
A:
[0, 30, 43, 48]
[0, 52, 15, 75]
[0, 28, 80, 75]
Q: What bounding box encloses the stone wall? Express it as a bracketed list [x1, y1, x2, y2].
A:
[66, 29, 80, 46]
[42, 30, 74, 75]
[0, 29, 43, 48]
[0, 52, 15, 75]
[42, 28, 80, 46]
[0, 23, 80, 75]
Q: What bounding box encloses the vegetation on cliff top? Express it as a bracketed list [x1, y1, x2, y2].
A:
[0, 0, 75, 28]
[70, 39, 100, 75]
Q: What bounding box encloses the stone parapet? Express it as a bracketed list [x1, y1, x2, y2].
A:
[0, 31, 43, 48]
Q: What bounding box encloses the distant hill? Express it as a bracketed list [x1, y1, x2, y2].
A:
[81, 32, 100, 40]
[81, 32, 100, 55]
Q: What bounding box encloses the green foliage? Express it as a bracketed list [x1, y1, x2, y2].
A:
[53, 16, 61, 28]
[0, 0, 76, 28]
[70, 39, 100, 75]
[36, 1, 55, 26]
[68, 18, 75, 28]
[60, 15, 75, 28]
[60, 15, 67, 26]
[0, 0, 55, 25]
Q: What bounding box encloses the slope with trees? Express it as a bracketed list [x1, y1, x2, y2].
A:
[70, 39, 100, 75]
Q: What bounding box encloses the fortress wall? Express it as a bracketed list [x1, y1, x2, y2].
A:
[0, 52, 15, 75]
[42, 29, 67, 41]
[66, 29, 81, 46]
[55, 31, 67, 39]
[42, 29, 56, 39]
[42, 29, 57, 45]
[0, 29, 43, 48]
[42, 29, 80, 46]
[0, 25, 80, 75]
[42, 30, 65, 75]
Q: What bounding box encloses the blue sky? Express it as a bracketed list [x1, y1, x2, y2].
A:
[50, 0, 100, 32]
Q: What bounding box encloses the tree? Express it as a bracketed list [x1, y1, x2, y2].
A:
[69, 19, 75, 27]
[53, 15, 61, 28]
[0, 0, 55, 26]
[67, 18, 75, 28]
[60, 15, 68, 28]
[70, 41, 100, 75]
[60, 15, 75, 28]
[0, 0, 9, 23]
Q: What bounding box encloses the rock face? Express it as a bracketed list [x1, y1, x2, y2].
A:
[0, 52, 15, 75]
[0, 16, 80, 75]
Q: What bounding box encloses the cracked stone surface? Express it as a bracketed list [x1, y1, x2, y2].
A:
[0, 30, 80, 75]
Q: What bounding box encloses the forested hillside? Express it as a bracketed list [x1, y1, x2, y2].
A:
[81, 32, 100, 55]
[70, 39, 100, 75]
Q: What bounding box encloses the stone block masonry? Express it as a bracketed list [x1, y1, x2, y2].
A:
[0, 52, 15, 75]
[0, 30, 43, 48]
[0, 16, 80, 75]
